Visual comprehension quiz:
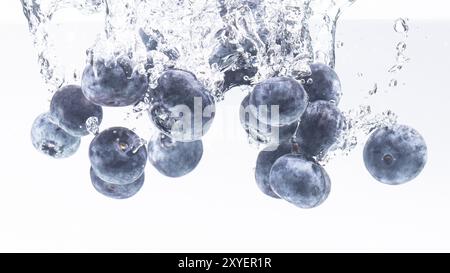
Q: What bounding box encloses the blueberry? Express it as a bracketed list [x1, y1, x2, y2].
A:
[270, 154, 331, 208]
[209, 33, 258, 91]
[363, 125, 427, 185]
[240, 94, 297, 144]
[31, 113, 81, 158]
[255, 143, 293, 199]
[90, 167, 144, 199]
[295, 101, 345, 157]
[297, 63, 342, 104]
[250, 77, 308, 126]
[222, 67, 258, 91]
[149, 69, 216, 142]
[81, 56, 149, 107]
[49, 85, 103, 136]
[147, 133, 203, 178]
[89, 127, 147, 185]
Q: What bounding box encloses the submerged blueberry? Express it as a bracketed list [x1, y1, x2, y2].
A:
[81, 56, 148, 107]
[255, 143, 293, 198]
[240, 94, 297, 145]
[31, 113, 81, 158]
[147, 133, 203, 178]
[296, 100, 345, 157]
[50, 85, 103, 136]
[149, 69, 216, 142]
[298, 63, 342, 104]
[363, 125, 427, 185]
[270, 154, 331, 208]
[90, 167, 144, 199]
[89, 127, 147, 185]
[250, 77, 308, 126]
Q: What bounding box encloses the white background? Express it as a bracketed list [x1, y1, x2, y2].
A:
[0, 1, 450, 252]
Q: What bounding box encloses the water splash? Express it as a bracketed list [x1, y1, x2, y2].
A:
[21, 0, 356, 95]
[21, 0, 410, 165]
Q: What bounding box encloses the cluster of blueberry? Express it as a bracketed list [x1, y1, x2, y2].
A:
[240, 63, 427, 208]
[31, 56, 216, 199]
[30, 36, 427, 207]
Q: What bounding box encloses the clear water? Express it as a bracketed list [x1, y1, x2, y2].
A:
[21, 0, 400, 162]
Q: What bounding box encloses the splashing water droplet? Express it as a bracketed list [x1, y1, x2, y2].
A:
[336, 41, 344, 48]
[86, 116, 99, 135]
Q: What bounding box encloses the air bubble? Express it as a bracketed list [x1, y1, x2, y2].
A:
[394, 18, 409, 34]
[86, 117, 99, 135]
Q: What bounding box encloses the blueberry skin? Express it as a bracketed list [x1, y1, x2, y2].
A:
[149, 69, 216, 142]
[269, 154, 331, 209]
[89, 127, 147, 185]
[250, 77, 308, 126]
[296, 101, 345, 157]
[31, 113, 81, 158]
[223, 67, 258, 91]
[298, 63, 342, 104]
[363, 125, 427, 185]
[147, 133, 203, 178]
[49, 85, 103, 136]
[81, 57, 149, 107]
[90, 167, 144, 199]
[255, 143, 293, 199]
[240, 94, 297, 144]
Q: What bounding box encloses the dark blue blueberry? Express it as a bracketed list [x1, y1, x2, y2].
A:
[363, 125, 427, 185]
[149, 69, 216, 142]
[90, 167, 144, 199]
[210, 28, 258, 91]
[240, 94, 297, 144]
[250, 77, 308, 126]
[31, 113, 81, 158]
[255, 143, 293, 199]
[222, 67, 258, 91]
[49, 85, 103, 136]
[297, 63, 342, 104]
[295, 101, 345, 157]
[269, 154, 331, 208]
[89, 127, 147, 185]
[147, 133, 203, 178]
[81, 56, 149, 107]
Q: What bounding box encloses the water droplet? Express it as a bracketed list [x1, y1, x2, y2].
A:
[86, 117, 99, 135]
[336, 41, 344, 48]
[299, 79, 306, 85]
[306, 78, 313, 85]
